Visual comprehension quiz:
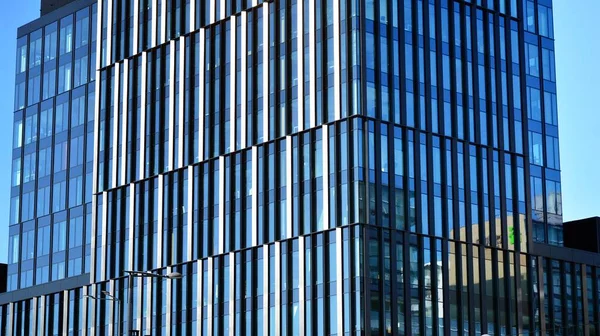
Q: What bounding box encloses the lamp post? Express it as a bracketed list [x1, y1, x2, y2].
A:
[124, 270, 183, 336]
[84, 291, 121, 336]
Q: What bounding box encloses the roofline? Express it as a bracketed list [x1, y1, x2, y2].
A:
[17, 0, 96, 38]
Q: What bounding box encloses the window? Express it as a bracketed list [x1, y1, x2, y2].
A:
[55, 100, 69, 133]
[37, 224, 51, 257]
[39, 147, 53, 178]
[542, 48, 556, 82]
[52, 180, 67, 212]
[546, 135, 560, 170]
[75, 9, 90, 49]
[544, 91, 558, 126]
[70, 136, 85, 168]
[8, 233, 19, 264]
[42, 68, 56, 100]
[531, 176, 544, 212]
[24, 114, 38, 145]
[23, 152, 37, 183]
[12, 158, 21, 187]
[74, 55, 88, 87]
[53, 220, 67, 252]
[68, 175, 84, 207]
[10, 197, 19, 225]
[538, 4, 554, 38]
[21, 228, 35, 261]
[59, 16, 74, 55]
[525, 0, 535, 32]
[58, 62, 72, 93]
[71, 93, 86, 127]
[54, 140, 68, 173]
[37, 186, 51, 217]
[15, 81, 26, 111]
[525, 43, 539, 77]
[546, 180, 562, 215]
[44, 23, 58, 62]
[16, 36, 27, 74]
[69, 216, 84, 249]
[29, 30, 43, 68]
[21, 191, 35, 221]
[28, 75, 41, 106]
[527, 87, 541, 121]
[13, 119, 23, 148]
[40, 106, 54, 138]
[529, 131, 543, 166]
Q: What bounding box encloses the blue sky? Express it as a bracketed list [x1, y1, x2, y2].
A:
[0, 0, 598, 262]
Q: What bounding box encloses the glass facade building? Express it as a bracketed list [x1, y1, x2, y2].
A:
[0, 0, 595, 335]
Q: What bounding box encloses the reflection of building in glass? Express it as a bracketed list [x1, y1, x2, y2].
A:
[0, 0, 599, 335]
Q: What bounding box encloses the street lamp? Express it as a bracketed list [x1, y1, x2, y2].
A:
[84, 291, 122, 336]
[124, 270, 183, 336]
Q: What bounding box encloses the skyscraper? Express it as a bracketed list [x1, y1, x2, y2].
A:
[0, 0, 596, 335]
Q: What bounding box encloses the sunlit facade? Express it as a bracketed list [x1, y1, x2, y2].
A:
[0, 0, 597, 335]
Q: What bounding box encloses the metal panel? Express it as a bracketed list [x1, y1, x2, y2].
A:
[219, 0, 225, 20]
[160, 0, 167, 44]
[336, 228, 344, 333]
[297, 0, 304, 132]
[298, 237, 305, 336]
[332, 0, 341, 120]
[31, 297, 39, 336]
[308, 0, 316, 128]
[136, 276, 144, 332]
[187, 167, 194, 261]
[121, 59, 129, 185]
[262, 3, 269, 142]
[169, 39, 176, 171]
[229, 253, 235, 335]
[275, 242, 281, 336]
[322, 125, 329, 229]
[219, 157, 225, 254]
[145, 277, 153, 334]
[178, 36, 186, 169]
[286, 136, 292, 238]
[133, 0, 140, 53]
[111, 62, 120, 189]
[210, 0, 216, 25]
[62, 291, 69, 336]
[6, 302, 12, 335]
[207, 257, 214, 336]
[166, 266, 173, 336]
[92, 0, 103, 195]
[263, 246, 269, 333]
[139, 52, 148, 180]
[190, 0, 196, 32]
[128, 183, 135, 271]
[240, 11, 247, 149]
[251, 147, 258, 246]
[106, 0, 113, 65]
[230, 17, 237, 153]
[157, 174, 164, 267]
[101, 192, 108, 281]
[151, 0, 158, 47]
[196, 260, 203, 336]
[198, 29, 205, 162]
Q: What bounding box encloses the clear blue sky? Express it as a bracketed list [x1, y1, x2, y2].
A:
[0, 0, 597, 262]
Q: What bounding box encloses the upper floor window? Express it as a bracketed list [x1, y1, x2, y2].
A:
[59, 15, 74, 55]
[29, 30, 43, 69]
[75, 8, 90, 49]
[16, 36, 27, 74]
[44, 22, 58, 63]
[538, 4, 554, 38]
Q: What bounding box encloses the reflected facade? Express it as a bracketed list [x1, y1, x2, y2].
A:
[0, 0, 596, 335]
